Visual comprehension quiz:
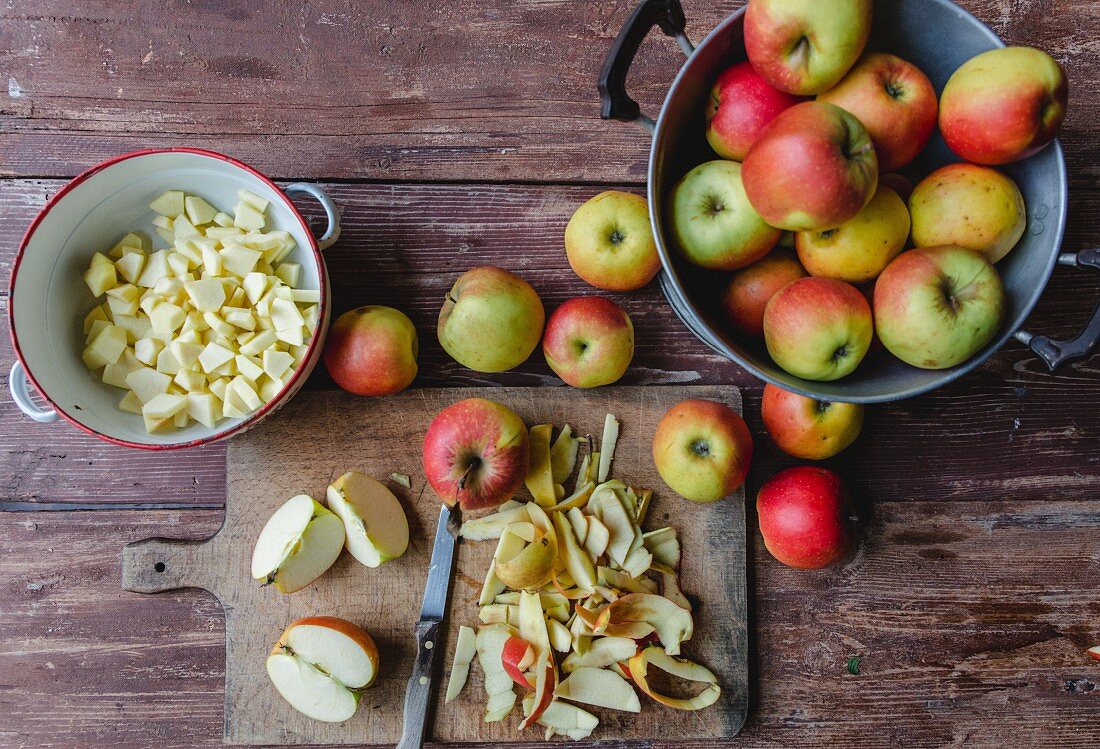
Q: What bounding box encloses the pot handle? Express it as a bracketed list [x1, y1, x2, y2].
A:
[1015, 248, 1100, 370]
[598, 0, 694, 133]
[284, 182, 341, 251]
[8, 361, 58, 423]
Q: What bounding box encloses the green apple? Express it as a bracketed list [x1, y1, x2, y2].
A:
[250, 494, 345, 594]
[652, 399, 753, 503]
[669, 160, 780, 270]
[326, 471, 409, 568]
[873, 246, 1005, 369]
[438, 266, 545, 372]
[564, 191, 660, 291]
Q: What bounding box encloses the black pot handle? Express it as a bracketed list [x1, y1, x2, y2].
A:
[599, 0, 694, 131]
[1016, 248, 1100, 370]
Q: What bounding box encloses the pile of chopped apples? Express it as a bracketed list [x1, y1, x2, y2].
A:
[80, 189, 319, 433]
[444, 415, 721, 741]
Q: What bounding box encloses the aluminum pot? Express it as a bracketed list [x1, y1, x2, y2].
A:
[7, 148, 340, 449]
[599, 0, 1098, 403]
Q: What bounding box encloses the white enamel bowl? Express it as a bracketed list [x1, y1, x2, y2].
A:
[7, 148, 340, 449]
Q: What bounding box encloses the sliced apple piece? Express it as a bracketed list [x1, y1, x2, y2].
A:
[494, 591, 568, 609]
[445, 625, 477, 703]
[250, 494, 345, 593]
[628, 646, 720, 711]
[602, 620, 656, 640]
[525, 424, 557, 507]
[566, 507, 588, 545]
[476, 625, 517, 722]
[518, 650, 557, 729]
[479, 530, 527, 605]
[478, 603, 517, 627]
[553, 511, 596, 594]
[594, 490, 636, 567]
[548, 617, 572, 653]
[501, 634, 536, 688]
[597, 413, 619, 482]
[561, 636, 638, 673]
[598, 566, 658, 594]
[459, 502, 531, 541]
[634, 488, 653, 525]
[535, 699, 598, 741]
[555, 666, 640, 713]
[326, 471, 409, 568]
[519, 590, 551, 662]
[583, 516, 610, 560]
[549, 424, 581, 484]
[546, 480, 595, 513]
[595, 593, 693, 655]
[621, 545, 654, 579]
[643, 527, 681, 571]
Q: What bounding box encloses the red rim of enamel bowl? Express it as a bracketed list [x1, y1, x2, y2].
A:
[7, 147, 329, 450]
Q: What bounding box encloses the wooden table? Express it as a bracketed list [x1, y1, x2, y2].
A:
[1, 2, 1097, 747]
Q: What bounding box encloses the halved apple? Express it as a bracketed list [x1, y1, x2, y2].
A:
[595, 593, 693, 655]
[561, 635, 638, 672]
[627, 646, 720, 711]
[445, 625, 477, 703]
[251, 494, 345, 593]
[555, 666, 640, 713]
[326, 471, 409, 568]
[266, 616, 378, 722]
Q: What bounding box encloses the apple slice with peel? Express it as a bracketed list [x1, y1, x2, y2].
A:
[519, 650, 557, 729]
[525, 424, 558, 507]
[535, 699, 598, 740]
[494, 518, 557, 591]
[445, 625, 477, 703]
[251, 494, 345, 593]
[548, 618, 572, 653]
[561, 636, 638, 673]
[555, 666, 640, 713]
[501, 635, 536, 688]
[326, 471, 409, 568]
[266, 616, 379, 722]
[595, 593, 693, 655]
[627, 646, 721, 711]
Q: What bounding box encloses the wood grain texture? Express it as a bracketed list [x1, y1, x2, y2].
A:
[0, 1, 1097, 185]
[2, 179, 1098, 507]
[4, 500, 1098, 749]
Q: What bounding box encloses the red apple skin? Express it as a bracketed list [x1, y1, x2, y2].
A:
[422, 398, 530, 512]
[542, 296, 634, 388]
[501, 636, 535, 688]
[742, 102, 878, 232]
[818, 53, 938, 172]
[761, 383, 864, 460]
[706, 61, 804, 161]
[756, 466, 854, 569]
[721, 252, 807, 339]
[939, 46, 1068, 165]
[323, 306, 418, 396]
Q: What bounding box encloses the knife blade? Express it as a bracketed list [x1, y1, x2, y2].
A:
[397, 503, 460, 749]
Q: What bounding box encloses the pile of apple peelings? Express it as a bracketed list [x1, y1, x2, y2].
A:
[444, 415, 721, 741]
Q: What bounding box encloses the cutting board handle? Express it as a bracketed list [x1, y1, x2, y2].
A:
[122, 537, 212, 594]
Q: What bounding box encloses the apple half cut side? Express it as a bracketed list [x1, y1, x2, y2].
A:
[251, 494, 345, 594]
[326, 471, 410, 568]
[627, 646, 720, 711]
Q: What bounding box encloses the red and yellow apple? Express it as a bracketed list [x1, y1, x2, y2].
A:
[939, 46, 1068, 165]
[873, 246, 1006, 369]
[909, 163, 1026, 264]
[742, 102, 878, 231]
[720, 251, 806, 339]
[763, 277, 873, 381]
[323, 305, 418, 396]
[818, 52, 938, 172]
[565, 191, 660, 291]
[706, 60, 804, 161]
[422, 397, 530, 511]
[744, 0, 873, 95]
[669, 160, 781, 270]
[761, 383, 864, 460]
[652, 399, 753, 503]
[757, 466, 855, 569]
[795, 184, 910, 283]
[543, 296, 633, 388]
[438, 266, 545, 373]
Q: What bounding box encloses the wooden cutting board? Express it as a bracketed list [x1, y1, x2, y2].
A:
[122, 386, 748, 745]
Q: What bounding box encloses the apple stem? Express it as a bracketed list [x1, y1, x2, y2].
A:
[457, 462, 476, 491]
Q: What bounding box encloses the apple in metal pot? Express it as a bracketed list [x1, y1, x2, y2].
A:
[565, 191, 661, 292]
[873, 246, 1006, 370]
[422, 397, 530, 512]
[761, 383, 863, 460]
[763, 277, 873, 381]
[757, 466, 855, 569]
[909, 164, 1026, 264]
[939, 46, 1068, 165]
[818, 52, 938, 173]
[669, 160, 781, 270]
[706, 61, 804, 161]
[744, 0, 873, 96]
[543, 296, 634, 388]
[652, 399, 753, 503]
[438, 266, 545, 373]
[795, 184, 910, 283]
[720, 251, 806, 339]
[323, 305, 418, 396]
[742, 102, 878, 232]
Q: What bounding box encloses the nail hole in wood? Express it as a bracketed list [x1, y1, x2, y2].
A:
[154, 562, 166, 573]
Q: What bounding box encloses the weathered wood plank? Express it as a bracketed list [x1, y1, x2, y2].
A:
[0, 1, 1097, 184]
[1, 503, 1097, 748]
[2, 180, 1098, 505]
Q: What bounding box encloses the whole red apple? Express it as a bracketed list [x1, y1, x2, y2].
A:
[422, 398, 530, 512]
[939, 46, 1068, 165]
[706, 61, 804, 161]
[322, 306, 418, 396]
[543, 296, 634, 388]
[761, 383, 864, 460]
[721, 252, 807, 339]
[652, 399, 753, 503]
[757, 466, 854, 569]
[742, 102, 878, 231]
[818, 52, 938, 172]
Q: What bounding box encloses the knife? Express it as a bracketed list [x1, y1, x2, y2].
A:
[397, 503, 461, 749]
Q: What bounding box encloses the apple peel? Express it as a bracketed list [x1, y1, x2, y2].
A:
[525, 424, 558, 507]
[627, 646, 720, 711]
[555, 666, 640, 713]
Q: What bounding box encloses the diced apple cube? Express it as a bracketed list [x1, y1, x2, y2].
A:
[221, 397, 246, 419]
[126, 367, 172, 403]
[150, 190, 185, 218]
[302, 305, 319, 332]
[134, 337, 164, 366]
[155, 346, 182, 375]
[237, 189, 270, 212]
[239, 329, 277, 356]
[198, 342, 235, 373]
[212, 211, 234, 228]
[274, 263, 301, 287]
[173, 238, 203, 266]
[106, 293, 139, 318]
[175, 328, 202, 344]
[154, 227, 174, 244]
[143, 392, 188, 420]
[262, 350, 294, 380]
[237, 331, 257, 347]
[219, 245, 262, 277]
[258, 375, 285, 402]
[115, 251, 146, 284]
[183, 196, 217, 225]
[242, 231, 281, 252]
[167, 252, 191, 277]
[202, 311, 235, 338]
[235, 354, 264, 382]
[169, 340, 204, 369]
[209, 377, 230, 400]
[82, 324, 128, 369]
[275, 325, 304, 346]
[232, 200, 265, 231]
[186, 392, 220, 428]
[270, 298, 304, 330]
[149, 302, 186, 335]
[229, 376, 263, 411]
[184, 277, 226, 312]
[86, 319, 109, 344]
[137, 250, 171, 287]
[226, 286, 246, 308]
[223, 307, 256, 331]
[84, 253, 118, 297]
[83, 305, 109, 334]
[290, 288, 320, 304]
[199, 244, 222, 276]
[173, 215, 201, 240]
[112, 314, 151, 343]
[290, 343, 311, 364]
[119, 390, 143, 414]
[152, 215, 174, 230]
[174, 369, 206, 392]
[108, 232, 147, 259]
[102, 350, 142, 389]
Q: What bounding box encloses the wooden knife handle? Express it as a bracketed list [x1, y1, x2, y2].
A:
[396, 619, 444, 749]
